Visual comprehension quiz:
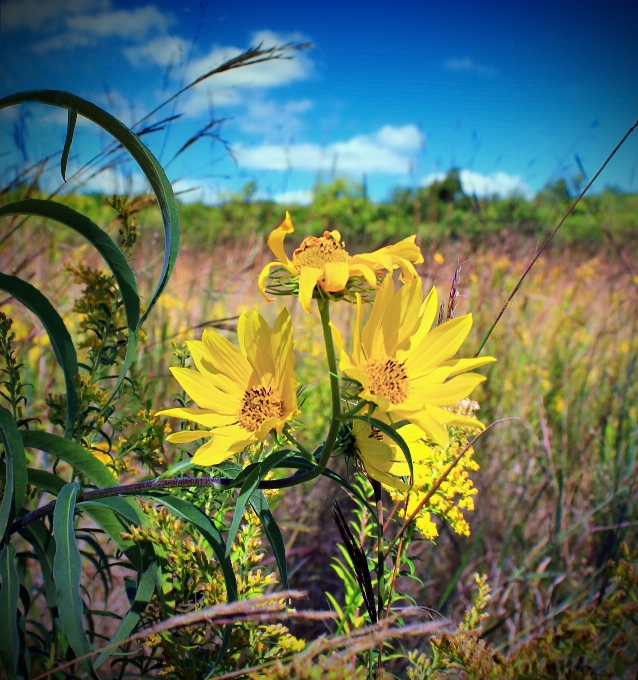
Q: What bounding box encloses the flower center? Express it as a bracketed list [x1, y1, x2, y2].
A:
[237, 385, 284, 433]
[365, 358, 409, 405]
[292, 232, 349, 269]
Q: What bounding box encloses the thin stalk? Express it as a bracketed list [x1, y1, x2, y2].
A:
[384, 419, 514, 559]
[475, 119, 638, 357]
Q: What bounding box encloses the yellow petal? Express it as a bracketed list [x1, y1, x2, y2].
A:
[188, 341, 245, 398]
[321, 261, 350, 292]
[406, 314, 473, 376]
[427, 404, 485, 431]
[258, 262, 278, 302]
[408, 407, 450, 448]
[298, 266, 322, 312]
[440, 356, 497, 377]
[166, 430, 209, 443]
[365, 463, 410, 490]
[267, 212, 294, 266]
[201, 329, 252, 386]
[380, 278, 422, 356]
[347, 263, 379, 288]
[191, 425, 254, 465]
[168, 367, 237, 413]
[157, 407, 237, 428]
[239, 311, 275, 383]
[406, 287, 438, 352]
[362, 275, 394, 358]
[413, 373, 486, 407]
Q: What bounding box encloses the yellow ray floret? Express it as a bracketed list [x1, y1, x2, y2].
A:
[158, 308, 299, 466]
[258, 212, 424, 312]
[333, 276, 496, 447]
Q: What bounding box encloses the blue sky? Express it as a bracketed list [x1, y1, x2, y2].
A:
[1, 0, 637, 204]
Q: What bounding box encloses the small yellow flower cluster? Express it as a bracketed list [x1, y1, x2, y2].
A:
[386, 430, 479, 540]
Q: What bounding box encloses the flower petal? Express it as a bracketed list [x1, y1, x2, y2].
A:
[405, 314, 473, 376]
[239, 311, 275, 384]
[166, 430, 210, 443]
[158, 407, 237, 428]
[440, 356, 497, 377]
[168, 367, 237, 413]
[267, 211, 294, 266]
[191, 424, 255, 466]
[321, 261, 350, 292]
[188, 341, 246, 398]
[412, 372, 486, 407]
[201, 329, 252, 386]
[298, 266, 323, 312]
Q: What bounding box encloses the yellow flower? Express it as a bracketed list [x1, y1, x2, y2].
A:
[158, 308, 299, 466]
[334, 276, 495, 447]
[258, 212, 424, 312]
[351, 420, 432, 490]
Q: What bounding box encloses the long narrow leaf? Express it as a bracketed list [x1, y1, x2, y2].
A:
[0, 91, 180, 329]
[218, 460, 289, 590]
[52, 482, 95, 676]
[94, 558, 157, 669]
[0, 275, 78, 436]
[21, 430, 117, 488]
[61, 108, 77, 181]
[20, 521, 58, 613]
[0, 407, 27, 538]
[0, 543, 21, 680]
[0, 464, 66, 496]
[225, 449, 292, 557]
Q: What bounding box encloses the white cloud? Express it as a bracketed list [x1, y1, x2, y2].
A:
[374, 125, 424, 152]
[234, 124, 421, 175]
[67, 6, 171, 38]
[444, 57, 497, 78]
[422, 169, 532, 198]
[78, 168, 150, 196]
[124, 35, 190, 68]
[273, 189, 314, 206]
[2, 0, 109, 31]
[238, 98, 313, 139]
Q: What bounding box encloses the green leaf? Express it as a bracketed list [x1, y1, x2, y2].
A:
[0, 274, 79, 436]
[225, 449, 292, 558]
[21, 430, 117, 489]
[53, 482, 95, 676]
[0, 90, 180, 328]
[353, 415, 414, 486]
[20, 521, 58, 613]
[0, 543, 21, 680]
[249, 491, 288, 591]
[61, 108, 77, 182]
[217, 460, 289, 590]
[143, 494, 236, 672]
[94, 558, 157, 669]
[0, 407, 27, 538]
[0, 464, 66, 497]
[0, 199, 140, 403]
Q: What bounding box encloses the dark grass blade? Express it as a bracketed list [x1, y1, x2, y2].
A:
[61, 108, 77, 182]
[0, 275, 78, 436]
[332, 501, 377, 624]
[0, 543, 21, 680]
[20, 521, 58, 613]
[53, 483, 96, 677]
[0, 407, 27, 539]
[21, 430, 117, 489]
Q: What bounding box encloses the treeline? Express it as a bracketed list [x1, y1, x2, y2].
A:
[7, 170, 638, 251]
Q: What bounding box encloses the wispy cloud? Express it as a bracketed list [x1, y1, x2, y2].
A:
[234, 124, 423, 175]
[444, 57, 497, 78]
[7, 0, 175, 53]
[273, 189, 314, 205]
[422, 169, 531, 198]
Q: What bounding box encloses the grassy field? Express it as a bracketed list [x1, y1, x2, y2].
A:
[1, 188, 638, 676]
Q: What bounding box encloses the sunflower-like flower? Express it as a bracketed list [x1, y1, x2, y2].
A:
[258, 212, 424, 312]
[158, 309, 299, 466]
[352, 421, 480, 539]
[333, 276, 495, 447]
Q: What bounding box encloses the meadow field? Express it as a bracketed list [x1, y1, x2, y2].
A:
[1, 171, 638, 677]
